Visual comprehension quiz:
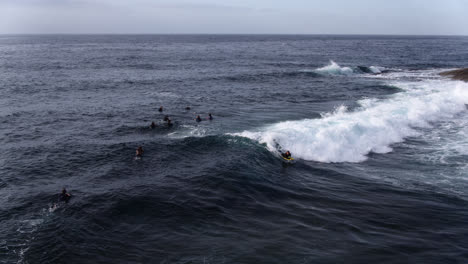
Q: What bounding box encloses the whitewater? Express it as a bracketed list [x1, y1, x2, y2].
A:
[237, 62, 468, 163]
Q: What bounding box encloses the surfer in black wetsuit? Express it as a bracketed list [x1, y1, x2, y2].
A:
[282, 151, 292, 159]
[167, 119, 173, 127]
[158, 106, 163, 112]
[185, 106, 191, 110]
[136, 146, 144, 157]
[208, 113, 213, 120]
[195, 115, 202, 122]
[59, 188, 71, 203]
[150, 122, 156, 129]
[163, 115, 169, 122]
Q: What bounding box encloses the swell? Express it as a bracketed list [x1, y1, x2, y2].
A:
[209, 70, 321, 83]
[15, 150, 468, 263]
[5, 127, 468, 263]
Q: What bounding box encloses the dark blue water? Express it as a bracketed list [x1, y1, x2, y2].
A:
[1, 35, 468, 263]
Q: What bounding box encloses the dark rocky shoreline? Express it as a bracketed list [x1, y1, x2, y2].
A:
[440, 68, 468, 81]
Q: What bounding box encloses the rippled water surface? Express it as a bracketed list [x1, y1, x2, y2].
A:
[1, 35, 468, 263]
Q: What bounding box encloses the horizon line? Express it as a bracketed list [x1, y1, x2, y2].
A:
[0, 33, 467, 37]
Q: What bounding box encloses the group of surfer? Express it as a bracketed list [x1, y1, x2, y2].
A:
[195, 113, 213, 122]
[147, 106, 293, 160]
[138, 106, 214, 158]
[150, 106, 213, 129]
[56, 108, 292, 206]
[152, 107, 292, 161]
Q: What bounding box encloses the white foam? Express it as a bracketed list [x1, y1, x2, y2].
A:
[366, 68, 443, 81]
[236, 79, 468, 163]
[369, 66, 383, 74]
[314, 60, 354, 75]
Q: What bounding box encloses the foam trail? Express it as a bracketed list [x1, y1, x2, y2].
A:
[236, 80, 468, 163]
[314, 60, 354, 75]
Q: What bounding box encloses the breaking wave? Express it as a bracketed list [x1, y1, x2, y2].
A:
[315, 61, 354, 75]
[236, 78, 468, 163]
[314, 61, 385, 76]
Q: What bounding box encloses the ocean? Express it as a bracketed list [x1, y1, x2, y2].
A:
[1, 34, 468, 263]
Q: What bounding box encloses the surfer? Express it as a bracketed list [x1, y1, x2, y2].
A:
[158, 106, 163, 112]
[208, 113, 213, 120]
[136, 146, 144, 157]
[59, 188, 72, 203]
[150, 122, 156, 129]
[163, 115, 169, 122]
[167, 119, 173, 127]
[195, 115, 202, 122]
[185, 106, 191, 110]
[282, 151, 292, 159]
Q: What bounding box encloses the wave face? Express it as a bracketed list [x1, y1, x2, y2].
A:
[237, 78, 468, 162]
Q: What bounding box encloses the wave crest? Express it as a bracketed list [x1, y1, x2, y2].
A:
[314, 61, 385, 76]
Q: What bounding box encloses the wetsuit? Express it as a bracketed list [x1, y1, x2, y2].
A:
[59, 192, 71, 203]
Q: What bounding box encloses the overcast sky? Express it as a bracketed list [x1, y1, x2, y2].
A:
[1, 0, 467, 35]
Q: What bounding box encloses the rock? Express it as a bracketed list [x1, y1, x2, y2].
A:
[440, 68, 468, 82]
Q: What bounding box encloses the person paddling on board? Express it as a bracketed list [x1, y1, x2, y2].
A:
[158, 106, 163, 112]
[150, 122, 156, 129]
[163, 115, 169, 122]
[208, 113, 213, 120]
[136, 146, 144, 157]
[282, 151, 292, 159]
[59, 188, 72, 203]
[167, 119, 173, 127]
[195, 115, 202, 122]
